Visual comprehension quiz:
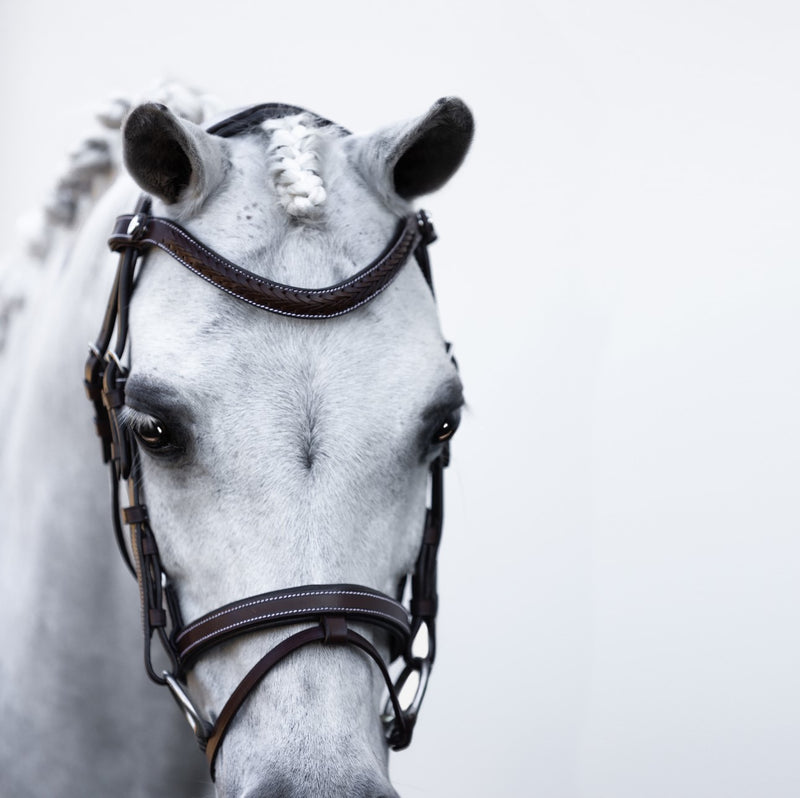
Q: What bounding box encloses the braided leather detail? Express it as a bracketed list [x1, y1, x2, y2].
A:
[109, 214, 420, 318]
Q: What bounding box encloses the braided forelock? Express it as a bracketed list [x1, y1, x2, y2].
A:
[265, 114, 327, 219]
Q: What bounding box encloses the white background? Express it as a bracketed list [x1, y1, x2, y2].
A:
[2, 1, 799, 796]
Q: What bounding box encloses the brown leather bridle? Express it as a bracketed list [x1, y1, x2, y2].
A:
[83, 105, 453, 778]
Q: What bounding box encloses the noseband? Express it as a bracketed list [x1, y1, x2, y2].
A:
[84, 105, 452, 777]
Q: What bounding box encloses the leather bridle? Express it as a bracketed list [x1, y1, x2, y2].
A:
[83, 105, 453, 777]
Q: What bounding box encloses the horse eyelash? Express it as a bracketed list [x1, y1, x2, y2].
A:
[118, 406, 160, 433]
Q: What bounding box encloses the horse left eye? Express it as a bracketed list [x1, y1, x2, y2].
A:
[432, 413, 460, 444]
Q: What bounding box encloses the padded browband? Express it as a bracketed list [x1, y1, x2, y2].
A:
[205, 102, 345, 138]
[109, 213, 422, 318]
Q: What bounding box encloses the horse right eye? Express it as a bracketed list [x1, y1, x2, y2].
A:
[135, 416, 172, 451]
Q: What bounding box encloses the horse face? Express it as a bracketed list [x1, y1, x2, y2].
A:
[120, 99, 471, 795]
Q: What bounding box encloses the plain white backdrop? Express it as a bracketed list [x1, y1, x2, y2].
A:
[2, 1, 798, 796]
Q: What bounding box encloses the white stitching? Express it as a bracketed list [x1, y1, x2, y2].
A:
[163, 217, 413, 293]
[177, 588, 405, 637]
[149, 241, 408, 319]
[179, 605, 408, 658]
[153, 217, 417, 296]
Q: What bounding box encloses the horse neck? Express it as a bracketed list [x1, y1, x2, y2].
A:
[0, 176, 205, 796]
[0, 171, 134, 701]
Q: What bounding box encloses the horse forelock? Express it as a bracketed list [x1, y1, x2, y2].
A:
[261, 113, 333, 220]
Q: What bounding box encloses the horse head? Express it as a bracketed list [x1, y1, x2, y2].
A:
[95, 97, 472, 796]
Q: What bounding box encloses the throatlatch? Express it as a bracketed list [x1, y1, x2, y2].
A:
[84, 140, 453, 775]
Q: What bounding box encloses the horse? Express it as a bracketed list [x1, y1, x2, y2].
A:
[0, 83, 473, 797]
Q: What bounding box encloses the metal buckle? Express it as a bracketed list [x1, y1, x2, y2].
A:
[105, 349, 127, 374]
[164, 672, 212, 744]
[382, 658, 431, 730]
[416, 209, 437, 245]
[126, 213, 146, 240]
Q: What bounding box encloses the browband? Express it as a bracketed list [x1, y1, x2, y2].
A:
[108, 210, 425, 318]
[205, 102, 345, 138]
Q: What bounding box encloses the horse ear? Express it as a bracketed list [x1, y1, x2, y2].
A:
[122, 103, 225, 206]
[350, 97, 474, 202]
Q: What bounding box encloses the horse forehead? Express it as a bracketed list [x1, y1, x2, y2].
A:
[130, 187, 441, 366]
[138, 287, 437, 389]
[129, 266, 441, 422]
[130, 127, 441, 406]
[139, 129, 402, 288]
[221, 126, 385, 224]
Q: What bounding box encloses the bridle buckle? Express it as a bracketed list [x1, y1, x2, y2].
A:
[164, 672, 212, 744]
[126, 213, 146, 240]
[382, 657, 431, 750]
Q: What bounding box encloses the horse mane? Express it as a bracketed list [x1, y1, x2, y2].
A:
[0, 82, 217, 356]
[26, 82, 218, 259]
[24, 92, 332, 255]
[16, 96, 128, 261]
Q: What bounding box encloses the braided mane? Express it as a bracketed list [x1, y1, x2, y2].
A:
[18, 95, 129, 260]
[25, 83, 217, 259]
[0, 82, 217, 356]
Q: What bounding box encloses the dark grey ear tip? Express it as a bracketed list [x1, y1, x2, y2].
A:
[122, 103, 194, 205]
[392, 98, 474, 200]
[123, 103, 174, 140]
[432, 97, 474, 136]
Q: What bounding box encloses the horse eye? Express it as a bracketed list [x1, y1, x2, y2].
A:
[432, 413, 460, 444]
[134, 417, 172, 451]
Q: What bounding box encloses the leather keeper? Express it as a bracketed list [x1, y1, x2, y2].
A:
[149, 608, 167, 627]
[410, 597, 437, 618]
[322, 616, 349, 644]
[422, 516, 440, 545]
[108, 215, 148, 251]
[123, 505, 149, 525]
[102, 388, 125, 410]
